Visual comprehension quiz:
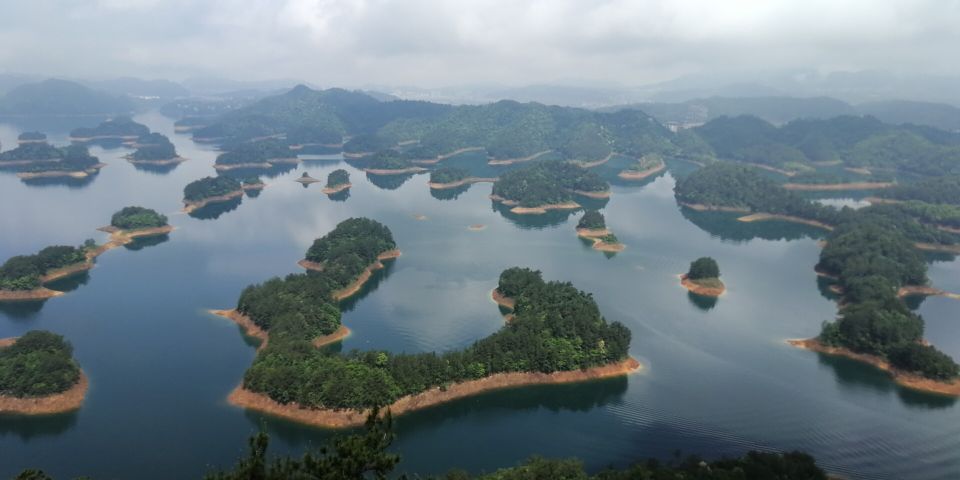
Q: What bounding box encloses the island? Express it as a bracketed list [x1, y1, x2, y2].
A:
[0, 330, 88, 415]
[17, 131, 47, 145]
[125, 133, 185, 166]
[618, 154, 666, 180]
[680, 257, 725, 297]
[182, 176, 261, 213]
[0, 243, 98, 301]
[0, 143, 105, 179]
[99, 206, 175, 242]
[490, 161, 608, 214]
[576, 210, 625, 252]
[294, 172, 321, 185]
[322, 169, 351, 194]
[69, 117, 150, 143]
[225, 264, 638, 428]
[790, 218, 960, 395]
[361, 150, 427, 175]
[214, 139, 297, 171]
[427, 167, 496, 189]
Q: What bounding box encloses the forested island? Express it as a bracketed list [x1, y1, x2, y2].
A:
[576, 210, 624, 252]
[99, 206, 174, 244]
[214, 139, 297, 171]
[0, 142, 105, 179]
[0, 330, 87, 415]
[17, 131, 47, 144]
[69, 117, 150, 143]
[618, 154, 667, 180]
[428, 166, 496, 189]
[360, 150, 427, 175]
[491, 161, 609, 214]
[219, 235, 636, 427]
[0, 243, 97, 301]
[680, 257, 725, 297]
[322, 169, 351, 194]
[183, 176, 262, 212]
[126, 133, 184, 166]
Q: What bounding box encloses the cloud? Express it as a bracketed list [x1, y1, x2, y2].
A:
[0, 0, 958, 87]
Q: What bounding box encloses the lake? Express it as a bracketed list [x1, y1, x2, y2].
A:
[0, 112, 958, 480]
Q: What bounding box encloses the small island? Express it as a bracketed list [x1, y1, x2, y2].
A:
[361, 150, 427, 175]
[0, 143, 105, 179]
[427, 167, 496, 189]
[576, 210, 625, 252]
[322, 169, 352, 194]
[0, 330, 88, 415]
[99, 206, 175, 243]
[680, 257, 725, 297]
[125, 133, 185, 166]
[226, 265, 639, 428]
[69, 117, 150, 143]
[214, 139, 298, 171]
[491, 161, 608, 214]
[17, 131, 47, 145]
[295, 172, 321, 185]
[182, 176, 260, 213]
[618, 154, 666, 180]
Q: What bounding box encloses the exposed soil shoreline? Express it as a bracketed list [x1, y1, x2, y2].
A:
[782, 182, 895, 191]
[16, 163, 107, 180]
[618, 161, 666, 180]
[411, 147, 485, 165]
[227, 356, 642, 429]
[737, 213, 834, 231]
[680, 274, 725, 297]
[490, 288, 516, 311]
[322, 183, 352, 194]
[427, 177, 497, 190]
[570, 152, 614, 168]
[125, 155, 188, 166]
[363, 167, 427, 175]
[569, 189, 611, 199]
[487, 149, 552, 166]
[490, 194, 581, 215]
[0, 337, 89, 415]
[214, 158, 300, 172]
[208, 309, 351, 351]
[576, 228, 625, 252]
[182, 184, 262, 213]
[0, 288, 64, 301]
[788, 338, 960, 396]
[679, 202, 751, 213]
[330, 250, 401, 301]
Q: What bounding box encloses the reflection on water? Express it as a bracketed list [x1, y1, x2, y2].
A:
[686, 291, 718, 311]
[815, 352, 957, 409]
[328, 189, 350, 202]
[130, 162, 181, 175]
[338, 259, 397, 313]
[430, 184, 471, 201]
[187, 197, 243, 220]
[0, 300, 47, 321]
[0, 411, 79, 441]
[680, 207, 825, 243]
[19, 173, 99, 189]
[122, 234, 171, 251]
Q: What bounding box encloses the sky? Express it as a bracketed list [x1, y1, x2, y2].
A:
[1, 0, 959, 88]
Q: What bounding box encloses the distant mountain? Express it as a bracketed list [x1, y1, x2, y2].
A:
[617, 96, 856, 127]
[0, 79, 135, 115]
[180, 77, 311, 96]
[856, 100, 960, 132]
[84, 77, 189, 99]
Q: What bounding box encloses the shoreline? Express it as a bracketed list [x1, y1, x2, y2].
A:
[69, 135, 139, 142]
[490, 194, 581, 215]
[490, 288, 516, 311]
[209, 309, 350, 351]
[680, 274, 725, 297]
[742, 163, 799, 177]
[331, 250, 401, 301]
[736, 213, 834, 231]
[782, 182, 895, 191]
[576, 228, 625, 252]
[227, 356, 642, 429]
[427, 177, 497, 190]
[914, 242, 960, 254]
[0, 287, 64, 301]
[183, 189, 245, 213]
[618, 161, 666, 180]
[321, 183, 352, 194]
[678, 202, 751, 213]
[411, 147, 485, 165]
[126, 156, 188, 166]
[362, 167, 427, 175]
[487, 149, 552, 166]
[0, 372, 89, 415]
[788, 338, 960, 396]
[16, 163, 107, 180]
[295, 175, 321, 185]
[576, 228, 610, 238]
[569, 189, 611, 199]
[569, 152, 614, 169]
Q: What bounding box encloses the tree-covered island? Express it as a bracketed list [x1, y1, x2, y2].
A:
[0, 243, 97, 300]
[126, 133, 184, 165]
[491, 161, 609, 214]
[215, 222, 636, 427]
[0, 330, 88, 415]
[681, 257, 725, 297]
[69, 117, 150, 142]
[0, 142, 105, 179]
[214, 139, 297, 171]
[618, 154, 667, 180]
[575, 210, 625, 252]
[182, 176, 256, 213]
[322, 169, 351, 194]
[428, 166, 497, 189]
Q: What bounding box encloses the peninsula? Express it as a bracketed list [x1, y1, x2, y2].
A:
[182, 176, 261, 213]
[360, 150, 427, 175]
[0, 331, 88, 415]
[618, 154, 666, 180]
[427, 167, 496, 189]
[491, 161, 608, 215]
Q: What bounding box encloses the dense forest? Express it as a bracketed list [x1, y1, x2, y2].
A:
[15, 410, 826, 480]
[363, 150, 415, 171]
[215, 139, 291, 166]
[70, 116, 150, 139]
[878, 175, 960, 205]
[0, 330, 81, 398]
[687, 257, 720, 280]
[577, 210, 606, 230]
[240, 265, 631, 410]
[326, 169, 350, 188]
[0, 143, 100, 173]
[130, 133, 178, 161]
[110, 206, 169, 230]
[493, 161, 608, 207]
[430, 167, 470, 184]
[0, 244, 92, 291]
[183, 176, 242, 202]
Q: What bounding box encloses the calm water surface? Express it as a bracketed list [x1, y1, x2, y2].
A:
[0, 113, 958, 479]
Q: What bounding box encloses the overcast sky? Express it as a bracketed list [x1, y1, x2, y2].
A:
[1, 0, 959, 88]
